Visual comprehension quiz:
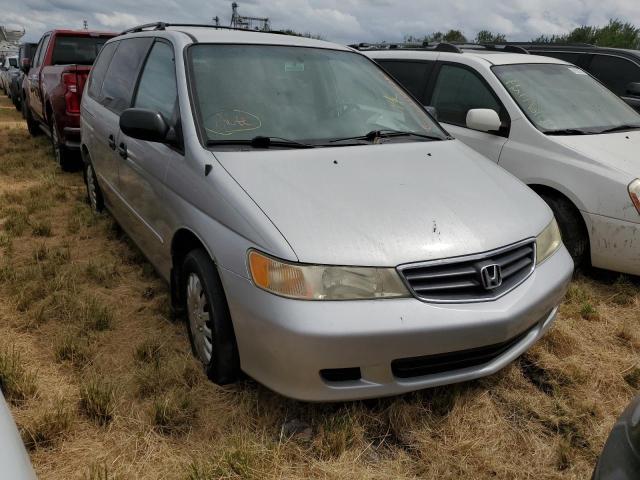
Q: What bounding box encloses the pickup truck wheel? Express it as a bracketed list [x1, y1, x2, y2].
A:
[539, 193, 589, 268]
[84, 161, 104, 213]
[182, 249, 240, 385]
[50, 118, 75, 171]
[24, 104, 40, 136]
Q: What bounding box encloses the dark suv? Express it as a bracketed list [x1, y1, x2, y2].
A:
[10, 43, 37, 111]
[505, 44, 640, 111]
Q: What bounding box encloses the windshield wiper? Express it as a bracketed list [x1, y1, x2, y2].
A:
[206, 136, 315, 149]
[327, 129, 447, 144]
[595, 124, 640, 134]
[543, 128, 593, 136]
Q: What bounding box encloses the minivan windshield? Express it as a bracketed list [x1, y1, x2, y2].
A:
[493, 63, 640, 134]
[189, 45, 446, 147]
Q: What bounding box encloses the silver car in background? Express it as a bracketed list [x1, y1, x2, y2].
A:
[80, 23, 573, 401]
[0, 392, 37, 480]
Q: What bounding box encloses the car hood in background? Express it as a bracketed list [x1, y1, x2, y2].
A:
[550, 130, 640, 177]
[0, 394, 36, 480]
[214, 140, 551, 266]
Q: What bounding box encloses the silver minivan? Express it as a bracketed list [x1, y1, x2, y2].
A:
[80, 23, 573, 401]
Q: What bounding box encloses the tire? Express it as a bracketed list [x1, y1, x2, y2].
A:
[84, 160, 104, 213]
[539, 192, 589, 268]
[50, 117, 76, 171]
[24, 103, 40, 136]
[182, 249, 240, 385]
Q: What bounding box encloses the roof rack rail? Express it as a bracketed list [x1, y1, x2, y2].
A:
[349, 41, 463, 52]
[474, 44, 529, 54]
[494, 41, 595, 48]
[348, 41, 430, 50]
[121, 22, 168, 34]
[503, 45, 530, 54]
[434, 42, 462, 53]
[120, 22, 281, 36]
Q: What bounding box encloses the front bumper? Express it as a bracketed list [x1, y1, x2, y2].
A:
[583, 212, 640, 275]
[222, 246, 573, 401]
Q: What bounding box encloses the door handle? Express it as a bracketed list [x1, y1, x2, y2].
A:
[108, 134, 116, 150]
[117, 143, 127, 159]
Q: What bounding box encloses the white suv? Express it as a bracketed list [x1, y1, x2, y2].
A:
[367, 44, 640, 275]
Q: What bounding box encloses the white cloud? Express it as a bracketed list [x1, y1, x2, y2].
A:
[7, 0, 640, 44]
[94, 12, 141, 29]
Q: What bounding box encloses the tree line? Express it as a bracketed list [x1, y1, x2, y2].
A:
[404, 19, 640, 49]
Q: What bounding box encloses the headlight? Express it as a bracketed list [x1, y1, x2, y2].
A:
[247, 250, 410, 300]
[628, 179, 640, 215]
[536, 218, 562, 265]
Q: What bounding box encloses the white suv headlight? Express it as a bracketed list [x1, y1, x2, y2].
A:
[248, 250, 410, 300]
[628, 179, 640, 215]
[536, 218, 562, 265]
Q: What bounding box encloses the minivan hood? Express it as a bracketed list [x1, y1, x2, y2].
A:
[549, 130, 640, 175]
[215, 140, 551, 266]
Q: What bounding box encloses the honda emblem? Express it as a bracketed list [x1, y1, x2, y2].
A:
[480, 264, 502, 290]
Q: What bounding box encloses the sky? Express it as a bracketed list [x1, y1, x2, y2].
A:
[4, 0, 640, 44]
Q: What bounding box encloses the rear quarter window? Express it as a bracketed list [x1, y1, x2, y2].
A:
[378, 60, 433, 103]
[531, 51, 587, 66]
[100, 37, 153, 114]
[587, 54, 640, 96]
[87, 41, 118, 101]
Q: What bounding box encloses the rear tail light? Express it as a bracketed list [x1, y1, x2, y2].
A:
[62, 72, 80, 114]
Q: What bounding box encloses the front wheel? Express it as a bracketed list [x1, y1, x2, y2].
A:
[24, 103, 40, 136]
[539, 193, 589, 268]
[182, 249, 240, 385]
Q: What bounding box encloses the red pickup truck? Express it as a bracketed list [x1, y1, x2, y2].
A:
[22, 29, 116, 170]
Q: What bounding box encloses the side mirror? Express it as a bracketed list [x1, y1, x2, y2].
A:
[466, 108, 501, 133]
[424, 106, 438, 121]
[20, 58, 30, 73]
[626, 82, 640, 97]
[120, 108, 169, 143]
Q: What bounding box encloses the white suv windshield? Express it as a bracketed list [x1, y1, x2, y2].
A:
[189, 45, 446, 146]
[493, 63, 640, 134]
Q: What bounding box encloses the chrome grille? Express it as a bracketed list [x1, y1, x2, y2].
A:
[398, 239, 536, 303]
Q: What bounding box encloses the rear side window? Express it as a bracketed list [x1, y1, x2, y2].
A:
[19, 43, 37, 62]
[533, 51, 586, 66]
[33, 34, 50, 68]
[8, 58, 17, 68]
[51, 36, 109, 65]
[87, 41, 118, 101]
[430, 64, 501, 126]
[134, 41, 177, 121]
[378, 60, 433, 103]
[100, 37, 153, 114]
[588, 55, 640, 96]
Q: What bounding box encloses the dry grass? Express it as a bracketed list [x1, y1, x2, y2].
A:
[0, 96, 639, 479]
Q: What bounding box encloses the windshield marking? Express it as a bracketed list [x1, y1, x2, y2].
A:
[205, 110, 262, 136]
[494, 63, 640, 134]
